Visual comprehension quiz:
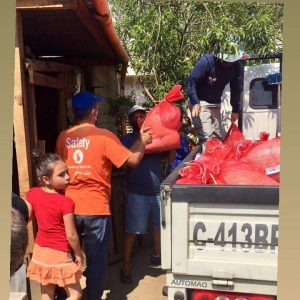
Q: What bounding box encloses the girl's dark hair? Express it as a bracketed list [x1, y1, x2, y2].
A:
[32, 151, 62, 186]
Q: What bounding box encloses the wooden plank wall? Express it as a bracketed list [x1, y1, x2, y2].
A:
[14, 11, 42, 300]
[14, 13, 33, 200]
[16, 0, 77, 9]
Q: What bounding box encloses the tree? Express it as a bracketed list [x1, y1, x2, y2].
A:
[110, 0, 283, 104]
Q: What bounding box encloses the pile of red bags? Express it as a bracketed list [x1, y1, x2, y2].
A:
[143, 85, 184, 154]
[176, 123, 280, 186]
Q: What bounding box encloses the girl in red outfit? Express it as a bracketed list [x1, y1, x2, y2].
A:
[25, 152, 83, 300]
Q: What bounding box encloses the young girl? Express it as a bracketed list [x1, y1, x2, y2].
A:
[25, 152, 83, 300]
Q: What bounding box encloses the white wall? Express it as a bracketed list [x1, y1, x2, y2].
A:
[124, 76, 147, 105]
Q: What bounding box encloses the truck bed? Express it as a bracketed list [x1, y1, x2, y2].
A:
[162, 145, 279, 205]
[160, 145, 279, 296]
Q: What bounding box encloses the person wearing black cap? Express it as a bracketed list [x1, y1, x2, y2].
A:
[119, 104, 167, 284]
[56, 91, 152, 299]
[187, 45, 248, 144]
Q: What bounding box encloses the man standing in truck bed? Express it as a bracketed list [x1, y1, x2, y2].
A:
[187, 43, 248, 144]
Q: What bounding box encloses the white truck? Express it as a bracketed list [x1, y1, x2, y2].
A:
[160, 54, 281, 300]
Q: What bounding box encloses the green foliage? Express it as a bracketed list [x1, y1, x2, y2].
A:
[110, 0, 283, 101]
[109, 92, 137, 136]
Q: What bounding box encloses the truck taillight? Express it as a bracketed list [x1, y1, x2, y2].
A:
[192, 290, 275, 300]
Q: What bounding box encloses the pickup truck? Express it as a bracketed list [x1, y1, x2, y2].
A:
[160, 55, 281, 300]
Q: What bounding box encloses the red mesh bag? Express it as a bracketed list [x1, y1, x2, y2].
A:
[178, 156, 220, 184]
[176, 138, 233, 185]
[176, 144, 226, 185]
[239, 138, 280, 182]
[223, 123, 245, 148]
[212, 160, 279, 185]
[143, 85, 184, 153]
[259, 131, 270, 141]
[223, 123, 256, 159]
[175, 124, 280, 186]
[204, 138, 235, 161]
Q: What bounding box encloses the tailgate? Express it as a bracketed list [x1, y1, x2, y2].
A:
[172, 201, 278, 281]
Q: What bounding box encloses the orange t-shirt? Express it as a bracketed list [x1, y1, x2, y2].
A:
[56, 123, 132, 215]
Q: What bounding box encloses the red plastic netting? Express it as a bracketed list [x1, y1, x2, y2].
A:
[175, 124, 280, 185]
[211, 160, 279, 185]
[240, 138, 280, 182]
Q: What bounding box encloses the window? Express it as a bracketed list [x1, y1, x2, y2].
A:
[249, 78, 279, 109]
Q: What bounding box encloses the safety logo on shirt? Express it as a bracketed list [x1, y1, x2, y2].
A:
[73, 149, 84, 164]
[66, 137, 90, 150]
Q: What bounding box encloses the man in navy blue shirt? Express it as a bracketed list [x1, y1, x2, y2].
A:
[120, 105, 167, 284]
[187, 47, 247, 144]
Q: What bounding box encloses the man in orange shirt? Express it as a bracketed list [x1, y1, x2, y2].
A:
[56, 91, 152, 300]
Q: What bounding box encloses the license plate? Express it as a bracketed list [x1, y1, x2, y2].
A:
[192, 221, 278, 252]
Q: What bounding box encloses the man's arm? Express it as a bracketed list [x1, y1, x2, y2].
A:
[186, 76, 200, 107]
[125, 127, 152, 168]
[187, 56, 207, 117]
[229, 62, 243, 122]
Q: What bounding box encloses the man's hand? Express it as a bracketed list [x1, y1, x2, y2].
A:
[126, 127, 153, 168]
[140, 126, 153, 145]
[191, 104, 201, 117]
[231, 112, 239, 123]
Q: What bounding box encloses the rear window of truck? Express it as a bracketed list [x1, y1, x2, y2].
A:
[249, 78, 279, 109]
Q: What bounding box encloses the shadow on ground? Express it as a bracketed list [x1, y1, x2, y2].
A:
[102, 247, 166, 300]
[78, 247, 167, 300]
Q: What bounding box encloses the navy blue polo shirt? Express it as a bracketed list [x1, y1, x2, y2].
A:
[121, 132, 163, 195]
[187, 53, 243, 113]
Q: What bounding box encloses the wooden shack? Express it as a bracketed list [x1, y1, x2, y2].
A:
[13, 1, 129, 298]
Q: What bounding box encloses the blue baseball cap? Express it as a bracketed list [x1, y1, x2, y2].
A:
[72, 91, 104, 115]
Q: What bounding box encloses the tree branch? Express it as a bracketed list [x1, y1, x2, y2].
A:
[201, 1, 215, 25]
[153, 4, 162, 88]
[138, 76, 157, 104]
[179, 11, 195, 52]
[153, 4, 162, 60]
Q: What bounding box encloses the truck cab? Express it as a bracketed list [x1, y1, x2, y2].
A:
[221, 53, 282, 140]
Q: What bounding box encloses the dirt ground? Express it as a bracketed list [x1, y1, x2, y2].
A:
[80, 247, 167, 300]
